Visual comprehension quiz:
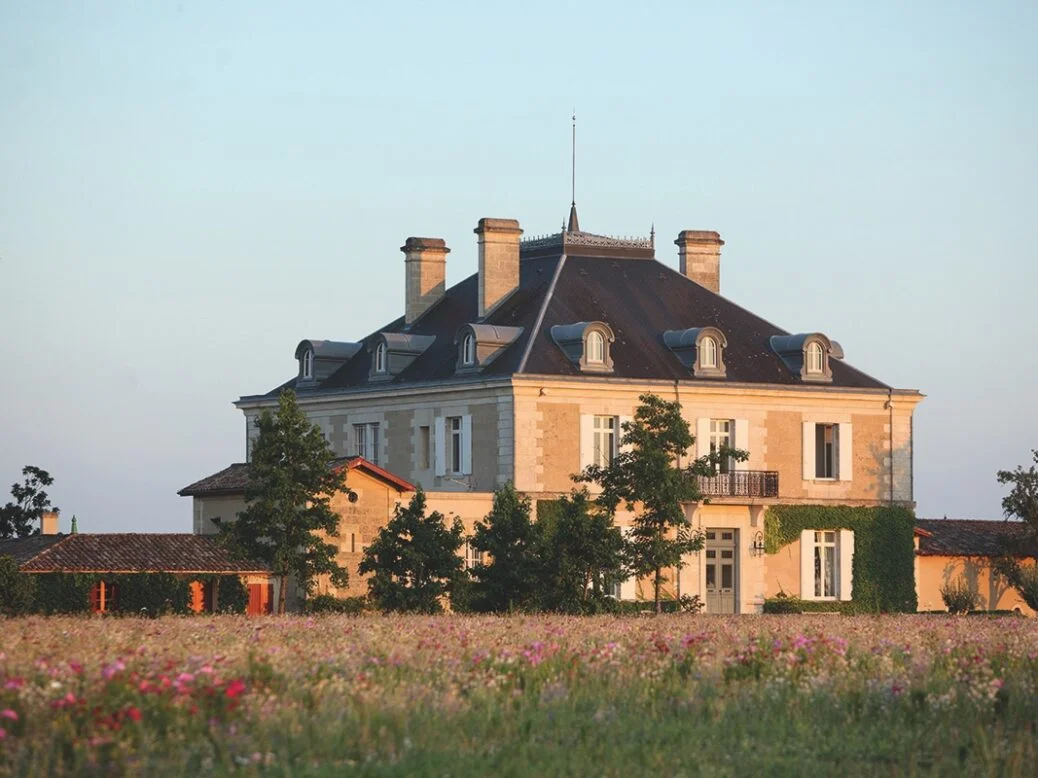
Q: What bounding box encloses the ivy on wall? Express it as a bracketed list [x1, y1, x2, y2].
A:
[765, 505, 917, 613]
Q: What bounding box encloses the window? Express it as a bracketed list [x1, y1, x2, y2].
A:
[806, 341, 824, 374]
[461, 334, 475, 366]
[813, 531, 837, 598]
[586, 330, 605, 364]
[374, 342, 387, 374]
[419, 425, 431, 470]
[700, 336, 717, 369]
[464, 540, 484, 570]
[448, 416, 463, 474]
[592, 415, 617, 468]
[302, 348, 314, 380]
[353, 422, 380, 465]
[709, 419, 733, 474]
[815, 423, 838, 479]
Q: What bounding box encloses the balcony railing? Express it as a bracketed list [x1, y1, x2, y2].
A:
[694, 470, 779, 499]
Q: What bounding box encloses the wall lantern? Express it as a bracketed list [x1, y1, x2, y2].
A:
[751, 531, 766, 556]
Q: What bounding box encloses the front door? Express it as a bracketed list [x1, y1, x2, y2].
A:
[705, 529, 737, 614]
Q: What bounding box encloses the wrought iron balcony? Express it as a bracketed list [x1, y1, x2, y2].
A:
[694, 470, 779, 499]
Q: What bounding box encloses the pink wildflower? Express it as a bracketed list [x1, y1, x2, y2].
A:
[101, 660, 125, 680]
[0, 709, 17, 722]
[224, 679, 247, 699]
[0, 727, 6, 740]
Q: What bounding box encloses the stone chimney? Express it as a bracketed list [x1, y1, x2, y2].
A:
[401, 237, 449, 326]
[475, 218, 523, 318]
[675, 230, 724, 294]
[41, 510, 59, 535]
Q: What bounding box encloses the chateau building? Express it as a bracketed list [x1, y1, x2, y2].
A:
[182, 206, 923, 613]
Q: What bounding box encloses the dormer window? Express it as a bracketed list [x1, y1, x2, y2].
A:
[700, 336, 717, 369]
[805, 341, 824, 375]
[461, 333, 475, 366]
[550, 321, 615, 373]
[769, 333, 833, 383]
[663, 327, 727, 378]
[301, 348, 314, 380]
[294, 339, 361, 385]
[586, 330, 605, 364]
[374, 342, 387, 374]
[454, 324, 523, 373]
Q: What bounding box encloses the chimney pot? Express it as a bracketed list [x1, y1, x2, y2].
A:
[401, 237, 450, 325]
[675, 230, 724, 293]
[474, 218, 523, 318]
[41, 510, 59, 535]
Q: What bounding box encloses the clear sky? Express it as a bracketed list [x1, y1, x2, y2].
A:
[2, 1, 1036, 532]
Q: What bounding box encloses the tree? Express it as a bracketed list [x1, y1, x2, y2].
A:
[577, 393, 746, 612]
[360, 487, 465, 613]
[468, 483, 540, 612]
[992, 451, 1038, 610]
[221, 390, 350, 614]
[533, 489, 626, 613]
[0, 466, 57, 539]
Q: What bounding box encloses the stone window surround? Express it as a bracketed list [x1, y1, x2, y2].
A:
[662, 326, 728, 378]
[550, 321, 616, 374]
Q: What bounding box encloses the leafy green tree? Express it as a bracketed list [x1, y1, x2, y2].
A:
[469, 483, 539, 612]
[1, 466, 57, 539]
[993, 450, 1038, 609]
[221, 390, 350, 614]
[577, 393, 746, 612]
[534, 489, 626, 613]
[360, 487, 465, 613]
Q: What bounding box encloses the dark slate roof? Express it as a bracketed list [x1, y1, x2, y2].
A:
[178, 457, 415, 497]
[18, 534, 270, 573]
[916, 519, 1037, 557]
[245, 235, 893, 400]
[0, 534, 66, 564]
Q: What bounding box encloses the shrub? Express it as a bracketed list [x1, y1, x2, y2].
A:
[34, 573, 97, 614]
[305, 593, 369, 615]
[762, 594, 803, 614]
[0, 555, 36, 615]
[940, 576, 979, 614]
[111, 573, 191, 617]
[212, 575, 249, 614]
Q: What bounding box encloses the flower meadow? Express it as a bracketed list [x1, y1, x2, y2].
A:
[1, 615, 1038, 776]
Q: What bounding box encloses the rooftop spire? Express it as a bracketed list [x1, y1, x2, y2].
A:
[567, 111, 580, 233]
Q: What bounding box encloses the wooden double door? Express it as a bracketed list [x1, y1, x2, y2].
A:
[705, 529, 737, 614]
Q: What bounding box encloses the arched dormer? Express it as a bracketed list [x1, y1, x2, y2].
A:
[454, 324, 524, 373]
[770, 333, 834, 383]
[294, 340, 362, 385]
[368, 332, 436, 381]
[550, 321, 615, 373]
[662, 327, 728, 378]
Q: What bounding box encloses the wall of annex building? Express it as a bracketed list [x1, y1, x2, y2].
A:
[915, 555, 1035, 615]
[243, 384, 515, 494]
[511, 378, 920, 507]
[193, 495, 247, 535]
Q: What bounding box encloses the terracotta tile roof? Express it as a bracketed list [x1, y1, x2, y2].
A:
[0, 534, 66, 564]
[17, 534, 270, 574]
[178, 457, 414, 497]
[916, 519, 1037, 557]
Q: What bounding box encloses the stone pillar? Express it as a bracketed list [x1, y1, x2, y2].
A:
[675, 230, 724, 294]
[401, 237, 449, 326]
[475, 218, 523, 318]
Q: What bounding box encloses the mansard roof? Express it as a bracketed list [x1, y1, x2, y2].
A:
[244, 234, 893, 401]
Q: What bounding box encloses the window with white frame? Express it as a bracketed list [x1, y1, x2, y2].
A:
[586, 330, 605, 364]
[353, 422, 380, 465]
[448, 416, 463, 474]
[799, 529, 854, 601]
[302, 348, 314, 380]
[700, 336, 717, 369]
[374, 342, 387, 374]
[461, 334, 475, 366]
[805, 341, 824, 375]
[592, 415, 617, 468]
[464, 540, 484, 570]
[815, 423, 838, 479]
[709, 419, 733, 474]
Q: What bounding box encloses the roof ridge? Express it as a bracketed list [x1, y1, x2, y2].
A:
[517, 253, 568, 373]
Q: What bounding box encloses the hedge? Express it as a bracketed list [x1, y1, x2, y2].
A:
[765, 505, 917, 613]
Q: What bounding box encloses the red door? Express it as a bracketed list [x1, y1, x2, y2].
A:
[247, 583, 273, 615]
